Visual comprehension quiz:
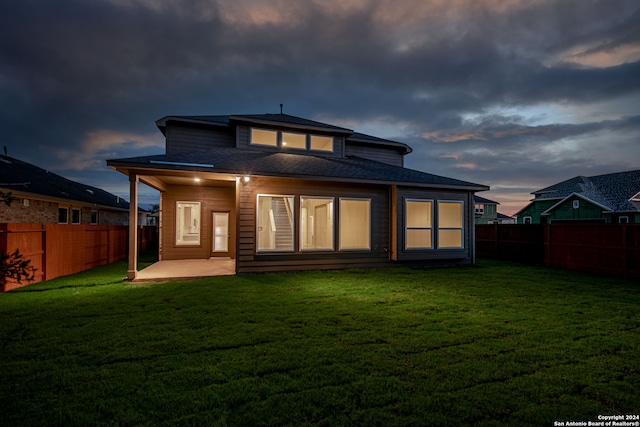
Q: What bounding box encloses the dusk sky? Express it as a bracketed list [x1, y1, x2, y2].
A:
[2, 0, 639, 215]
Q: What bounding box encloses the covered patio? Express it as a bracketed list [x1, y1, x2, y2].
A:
[134, 258, 236, 282]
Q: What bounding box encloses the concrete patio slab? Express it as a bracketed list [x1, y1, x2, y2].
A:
[134, 258, 235, 281]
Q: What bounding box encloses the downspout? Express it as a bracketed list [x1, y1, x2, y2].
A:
[127, 173, 139, 280]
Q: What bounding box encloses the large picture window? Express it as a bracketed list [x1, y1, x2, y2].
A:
[339, 198, 370, 250]
[405, 199, 433, 249]
[438, 201, 463, 248]
[176, 201, 201, 246]
[301, 197, 334, 251]
[257, 195, 294, 251]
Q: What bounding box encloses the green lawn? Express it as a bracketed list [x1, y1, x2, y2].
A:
[1, 258, 638, 426]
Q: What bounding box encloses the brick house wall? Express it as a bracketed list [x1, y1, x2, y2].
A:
[0, 196, 128, 225]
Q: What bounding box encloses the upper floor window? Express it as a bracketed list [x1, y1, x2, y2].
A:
[310, 135, 333, 152]
[282, 132, 306, 149]
[475, 203, 484, 215]
[251, 128, 277, 147]
[250, 128, 334, 152]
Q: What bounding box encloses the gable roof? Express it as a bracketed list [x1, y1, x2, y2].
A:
[107, 147, 488, 191]
[0, 155, 129, 210]
[474, 195, 499, 205]
[531, 170, 640, 212]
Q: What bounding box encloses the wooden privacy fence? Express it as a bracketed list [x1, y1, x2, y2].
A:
[0, 224, 158, 292]
[476, 223, 640, 279]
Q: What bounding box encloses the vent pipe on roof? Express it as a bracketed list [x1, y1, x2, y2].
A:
[280, 103, 283, 114]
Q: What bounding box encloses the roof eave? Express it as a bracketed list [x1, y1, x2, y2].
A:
[229, 115, 354, 135]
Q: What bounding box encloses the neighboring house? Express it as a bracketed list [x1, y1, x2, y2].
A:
[474, 195, 514, 224]
[107, 113, 489, 279]
[514, 170, 640, 224]
[0, 155, 129, 225]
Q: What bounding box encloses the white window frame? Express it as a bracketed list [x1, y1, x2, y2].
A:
[310, 135, 334, 152]
[619, 216, 629, 224]
[300, 196, 335, 251]
[523, 216, 532, 225]
[250, 128, 278, 147]
[572, 200, 580, 209]
[58, 207, 69, 224]
[437, 200, 464, 249]
[256, 194, 295, 253]
[176, 201, 201, 246]
[281, 131, 307, 150]
[339, 198, 371, 251]
[475, 203, 484, 215]
[405, 199, 433, 250]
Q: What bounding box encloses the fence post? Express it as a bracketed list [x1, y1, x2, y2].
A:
[544, 224, 551, 268]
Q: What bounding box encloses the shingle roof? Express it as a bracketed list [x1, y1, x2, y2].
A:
[532, 170, 640, 212]
[474, 195, 498, 204]
[107, 147, 487, 190]
[1, 155, 129, 210]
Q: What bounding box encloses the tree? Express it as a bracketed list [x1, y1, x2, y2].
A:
[1, 249, 36, 284]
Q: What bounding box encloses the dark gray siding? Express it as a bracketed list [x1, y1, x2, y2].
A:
[345, 143, 404, 167]
[395, 186, 474, 264]
[237, 177, 390, 273]
[166, 124, 235, 154]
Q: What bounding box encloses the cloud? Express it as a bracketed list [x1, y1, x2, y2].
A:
[54, 130, 163, 171]
[0, 0, 638, 215]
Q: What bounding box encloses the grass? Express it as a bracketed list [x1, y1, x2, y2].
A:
[1, 258, 638, 426]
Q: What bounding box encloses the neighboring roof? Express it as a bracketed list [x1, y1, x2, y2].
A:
[155, 113, 411, 154]
[497, 213, 513, 220]
[107, 147, 488, 191]
[0, 155, 129, 210]
[531, 170, 640, 212]
[474, 195, 499, 205]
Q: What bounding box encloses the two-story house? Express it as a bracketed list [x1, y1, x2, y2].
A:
[107, 113, 489, 279]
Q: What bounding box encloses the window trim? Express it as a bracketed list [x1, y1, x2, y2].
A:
[175, 201, 202, 247]
[281, 131, 308, 150]
[250, 128, 278, 147]
[405, 198, 433, 250]
[437, 200, 464, 249]
[90, 210, 98, 225]
[300, 196, 335, 252]
[309, 135, 334, 152]
[71, 208, 81, 225]
[256, 194, 296, 253]
[619, 216, 629, 224]
[523, 216, 532, 225]
[58, 207, 69, 224]
[338, 197, 371, 251]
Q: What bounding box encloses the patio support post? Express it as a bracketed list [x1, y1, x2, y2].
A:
[128, 173, 139, 280]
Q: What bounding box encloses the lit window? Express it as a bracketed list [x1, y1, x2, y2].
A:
[58, 207, 69, 224]
[251, 128, 277, 147]
[257, 195, 294, 251]
[438, 201, 463, 248]
[176, 201, 201, 246]
[71, 208, 81, 224]
[405, 200, 433, 249]
[310, 135, 333, 152]
[90, 211, 98, 224]
[282, 132, 306, 149]
[301, 197, 334, 251]
[339, 198, 370, 250]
